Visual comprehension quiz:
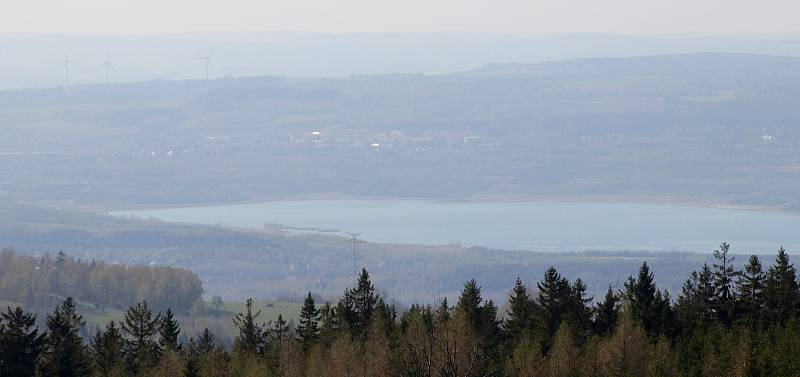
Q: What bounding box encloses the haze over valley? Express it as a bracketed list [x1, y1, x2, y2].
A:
[5, 1, 800, 374]
[1, 36, 799, 308]
[3, 51, 800, 212]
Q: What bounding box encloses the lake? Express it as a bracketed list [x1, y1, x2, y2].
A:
[112, 200, 800, 254]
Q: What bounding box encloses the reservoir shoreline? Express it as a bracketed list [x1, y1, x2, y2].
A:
[109, 197, 800, 254]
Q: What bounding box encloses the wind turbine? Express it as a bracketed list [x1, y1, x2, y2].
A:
[195, 49, 213, 81]
[103, 61, 114, 85]
[100, 60, 115, 127]
[61, 51, 77, 88]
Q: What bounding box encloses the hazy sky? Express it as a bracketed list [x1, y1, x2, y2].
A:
[2, 0, 798, 35]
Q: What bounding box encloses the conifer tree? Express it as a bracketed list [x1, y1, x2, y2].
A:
[434, 297, 451, 324]
[480, 298, 503, 375]
[318, 302, 340, 346]
[121, 300, 162, 374]
[184, 338, 200, 377]
[624, 262, 670, 338]
[676, 271, 699, 335]
[374, 296, 398, 333]
[764, 247, 800, 326]
[268, 314, 291, 343]
[159, 308, 181, 352]
[712, 242, 738, 326]
[736, 255, 765, 328]
[456, 279, 501, 340]
[196, 328, 217, 354]
[696, 263, 717, 325]
[12, 244, 800, 377]
[457, 279, 484, 326]
[183, 328, 218, 377]
[537, 267, 570, 341]
[593, 286, 620, 336]
[297, 292, 320, 351]
[40, 297, 91, 377]
[0, 306, 45, 377]
[482, 299, 500, 333]
[264, 314, 293, 375]
[339, 268, 378, 337]
[675, 264, 715, 337]
[90, 321, 125, 376]
[416, 303, 435, 331]
[232, 298, 265, 355]
[455, 279, 501, 376]
[567, 278, 593, 339]
[504, 277, 533, 343]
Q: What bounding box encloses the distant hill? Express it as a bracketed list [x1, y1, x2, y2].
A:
[4, 32, 800, 88]
[2, 52, 800, 211]
[469, 52, 800, 79]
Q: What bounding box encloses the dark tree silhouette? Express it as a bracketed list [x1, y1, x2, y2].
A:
[297, 292, 320, 351]
[159, 308, 181, 352]
[625, 262, 671, 338]
[40, 297, 91, 377]
[503, 277, 533, 344]
[0, 306, 45, 377]
[121, 301, 162, 374]
[764, 247, 800, 326]
[593, 286, 620, 336]
[90, 321, 125, 377]
[232, 298, 265, 355]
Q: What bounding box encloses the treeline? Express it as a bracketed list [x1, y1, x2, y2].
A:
[0, 249, 202, 312]
[5, 243, 800, 376]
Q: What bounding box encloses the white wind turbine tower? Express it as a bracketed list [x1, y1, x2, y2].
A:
[101, 60, 115, 127]
[61, 51, 77, 90]
[195, 49, 213, 81]
[103, 61, 114, 85]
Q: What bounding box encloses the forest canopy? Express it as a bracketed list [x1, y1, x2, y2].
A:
[0, 248, 202, 313]
[2, 243, 800, 376]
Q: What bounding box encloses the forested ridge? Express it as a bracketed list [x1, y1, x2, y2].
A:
[0, 249, 203, 313]
[4, 243, 800, 376]
[4, 53, 800, 211]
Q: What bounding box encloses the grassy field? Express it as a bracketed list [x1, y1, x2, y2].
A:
[77, 299, 303, 325]
[74, 301, 126, 330]
[212, 300, 304, 323]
